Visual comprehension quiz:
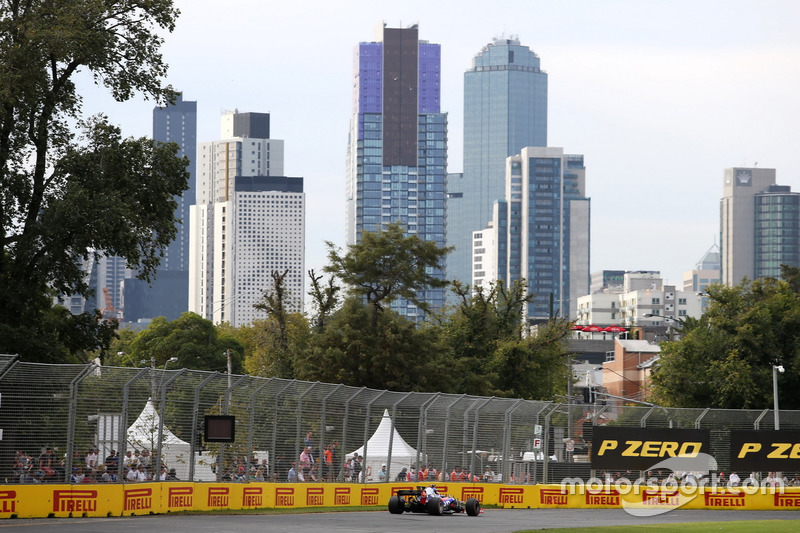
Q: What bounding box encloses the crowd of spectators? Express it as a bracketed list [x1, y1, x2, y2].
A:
[12, 447, 179, 483]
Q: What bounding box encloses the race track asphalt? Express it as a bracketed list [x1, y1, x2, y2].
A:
[1, 509, 800, 533]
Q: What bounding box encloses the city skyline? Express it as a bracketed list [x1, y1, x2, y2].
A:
[76, 0, 800, 302]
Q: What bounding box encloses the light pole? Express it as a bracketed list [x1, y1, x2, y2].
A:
[773, 364, 785, 430]
[643, 314, 685, 341]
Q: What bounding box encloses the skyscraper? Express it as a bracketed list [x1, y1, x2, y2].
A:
[478, 147, 589, 320]
[189, 111, 304, 327]
[123, 93, 197, 323]
[721, 167, 800, 285]
[447, 37, 548, 292]
[345, 24, 447, 317]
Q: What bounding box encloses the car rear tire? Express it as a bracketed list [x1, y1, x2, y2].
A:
[388, 495, 405, 514]
[427, 496, 444, 515]
[465, 497, 480, 516]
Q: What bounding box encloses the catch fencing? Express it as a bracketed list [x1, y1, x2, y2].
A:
[0, 355, 798, 486]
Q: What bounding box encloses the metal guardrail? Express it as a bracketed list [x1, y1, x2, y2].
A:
[1, 358, 797, 485]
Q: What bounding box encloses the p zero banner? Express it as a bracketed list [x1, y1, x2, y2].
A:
[730, 430, 800, 471]
[591, 426, 710, 470]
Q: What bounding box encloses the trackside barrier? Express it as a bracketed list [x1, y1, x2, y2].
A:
[1, 483, 799, 518]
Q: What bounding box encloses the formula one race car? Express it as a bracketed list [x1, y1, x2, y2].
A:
[388, 485, 481, 516]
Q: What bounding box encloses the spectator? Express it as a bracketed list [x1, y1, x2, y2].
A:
[323, 444, 334, 481]
[38, 447, 56, 481]
[378, 464, 387, 482]
[288, 463, 298, 482]
[254, 467, 265, 482]
[85, 448, 98, 470]
[71, 467, 86, 483]
[126, 464, 145, 482]
[123, 450, 136, 470]
[352, 454, 362, 482]
[166, 468, 179, 481]
[450, 466, 461, 481]
[483, 466, 495, 482]
[304, 431, 314, 449]
[299, 446, 313, 481]
[104, 450, 118, 470]
[427, 464, 438, 481]
[396, 467, 407, 482]
[139, 449, 152, 469]
[343, 458, 353, 482]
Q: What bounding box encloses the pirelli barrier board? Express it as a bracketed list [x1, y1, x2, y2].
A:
[591, 426, 710, 470]
[1, 483, 799, 518]
[730, 430, 800, 471]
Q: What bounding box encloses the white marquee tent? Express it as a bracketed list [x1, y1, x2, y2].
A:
[347, 409, 422, 482]
[126, 400, 215, 481]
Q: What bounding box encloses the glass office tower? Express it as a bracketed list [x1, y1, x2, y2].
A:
[123, 93, 197, 322]
[447, 37, 547, 294]
[345, 25, 447, 318]
[493, 147, 589, 321]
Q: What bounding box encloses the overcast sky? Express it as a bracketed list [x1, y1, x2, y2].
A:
[80, 0, 800, 292]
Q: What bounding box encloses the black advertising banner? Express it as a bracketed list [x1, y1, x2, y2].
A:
[591, 426, 710, 471]
[730, 430, 800, 471]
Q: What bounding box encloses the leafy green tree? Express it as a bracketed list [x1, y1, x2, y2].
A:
[324, 222, 451, 327]
[297, 297, 450, 392]
[442, 279, 533, 395]
[487, 319, 572, 400]
[125, 313, 243, 373]
[241, 314, 310, 379]
[651, 279, 800, 409]
[0, 0, 185, 362]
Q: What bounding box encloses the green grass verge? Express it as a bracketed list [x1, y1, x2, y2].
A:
[518, 520, 800, 533]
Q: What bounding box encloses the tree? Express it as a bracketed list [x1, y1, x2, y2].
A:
[125, 313, 244, 373]
[0, 1, 186, 362]
[324, 222, 451, 327]
[442, 279, 533, 395]
[307, 269, 340, 334]
[651, 279, 800, 409]
[487, 319, 572, 400]
[240, 314, 310, 379]
[296, 297, 450, 392]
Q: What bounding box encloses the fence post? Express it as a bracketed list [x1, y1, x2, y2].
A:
[117, 367, 151, 482]
[268, 380, 294, 481]
[340, 387, 366, 481]
[640, 406, 656, 428]
[320, 383, 343, 480]
[247, 377, 273, 474]
[695, 407, 710, 429]
[188, 372, 218, 481]
[65, 363, 99, 482]
[361, 390, 388, 483]
[440, 394, 466, 479]
[216, 374, 246, 481]
[295, 382, 320, 466]
[501, 399, 524, 484]
[387, 392, 413, 482]
[469, 397, 493, 477]
[542, 403, 559, 484]
[156, 368, 186, 480]
[415, 393, 441, 476]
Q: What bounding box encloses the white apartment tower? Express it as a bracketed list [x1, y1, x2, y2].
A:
[189, 111, 305, 327]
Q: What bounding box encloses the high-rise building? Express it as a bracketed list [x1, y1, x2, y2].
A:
[720, 167, 800, 285]
[189, 111, 304, 327]
[447, 37, 548, 292]
[345, 24, 447, 317]
[123, 93, 197, 322]
[480, 147, 589, 320]
[682, 243, 720, 293]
